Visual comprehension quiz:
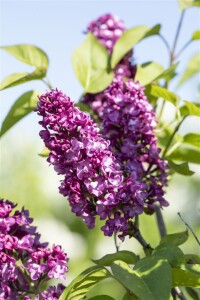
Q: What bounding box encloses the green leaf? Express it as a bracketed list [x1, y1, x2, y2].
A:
[38, 146, 50, 157]
[92, 251, 138, 267]
[178, 53, 200, 86]
[87, 296, 115, 300]
[1, 44, 49, 68]
[185, 254, 200, 264]
[111, 25, 160, 68]
[59, 266, 110, 300]
[177, 0, 200, 10]
[168, 160, 194, 176]
[180, 102, 200, 117]
[145, 85, 179, 106]
[184, 101, 200, 117]
[160, 230, 189, 246]
[154, 63, 178, 81]
[0, 91, 39, 137]
[134, 62, 164, 86]
[152, 243, 185, 267]
[192, 30, 200, 40]
[168, 146, 200, 164]
[122, 292, 138, 300]
[72, 32, 114, 93]
[183, 133, 200, 149]
[0, 69, 46, 91]
[111, 259, 171, 300]
[172, 268, 200, 288]
[186, 287, 200, 300]
[183, 264, 200, 275]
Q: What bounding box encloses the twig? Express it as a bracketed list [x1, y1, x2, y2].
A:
[175, 40, 191, 60]
[162, 116, 186, 159]
[154, 202, 167, 238]
[170, 11, 186, 64]
[114, 233, 120, 253]
[171, 287, 187, 300]
[158, 34, 171, 56]
[178, 212, 200, 246]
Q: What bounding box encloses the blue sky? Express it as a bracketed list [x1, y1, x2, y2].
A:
[1, 0, 200, 136]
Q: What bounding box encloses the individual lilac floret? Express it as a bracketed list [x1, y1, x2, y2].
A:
[101, 79, 169, 225]
[0, 199, 68, 299]
[37, 89, 123, 230]
[83, 13, 136, 118]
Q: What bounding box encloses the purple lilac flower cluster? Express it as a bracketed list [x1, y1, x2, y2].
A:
[37, 89, 123, 230]
[0, 199, 67, 300]
[83, 13, 136, 118]
[37, 87, 169, 241]
[100, 79, 169, 236]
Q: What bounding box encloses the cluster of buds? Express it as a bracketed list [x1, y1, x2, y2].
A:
[0, 199, 68, 299]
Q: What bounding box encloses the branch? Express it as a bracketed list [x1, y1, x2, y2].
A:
[178, 212, 200, 246]
[154, 202, 167, 237]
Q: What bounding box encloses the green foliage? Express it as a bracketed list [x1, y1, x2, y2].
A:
[111, 25, 160, 68]
[0, 44, 48, 90]
[145, 84, 179, 106]
[134, 62, 164, 86]
[38, 146, 50, 157]
[178, 53, 200, 86]
[168, 146, 200, 164]
[0, 90, 39, 137]
[111, 259, 171, 300]
[59, 266, 110, 300]
[192, 30, 200, 40]
[177, 0, 200, 10]
[182, 133, 200, 149]
[72, 33, 114, 93]
[87, 296, 115, 300]
[152, 243, 185, 267]
[122, 292, 138, 300]
[168, 160, 195, 176]
[172, 268, 200, 288]
[92, 251, 138, 267]
[160, 230, 189, 246]
[186, 287, 200, 300]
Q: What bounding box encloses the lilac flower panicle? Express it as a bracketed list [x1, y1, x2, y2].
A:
[37, 89, 123, 231]
[0, 199, 68, 299]
[99, 79, 169, 238]
[37, 86, 168, 241]
[83, 13, 136, 118]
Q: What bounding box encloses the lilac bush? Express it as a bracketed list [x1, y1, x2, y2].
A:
[0, 199, 68, 299]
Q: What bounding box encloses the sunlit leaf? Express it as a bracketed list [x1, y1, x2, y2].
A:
[177, 0, 200, 10]
[178, 53, 200, 86]
[134, 62, 164, 86]
[72, 33, 114, 93]
[172, 268, 200, 288]
[59, 266, 110, 300]
[152, 243, 185, 267]
[0, 69, 46, 91]
[154, 63, 178, 81]
[145, 85, 179, 106]
[38, 146, 50, 157]
[183, 133, 200, 149]
[92, 251, 138, 266]
[192, 30, 200, 40]
[0, 90, 40, 137]
[111, 25, 160, 68]
[160, 230, 189, 246]
[111, 259, 171, 300]
[1, 44, 49, 68]
[185, 254, 200, 264]
[0, 44, 49, 90]
[168, 160, 195, 176]
[168, 146, 200, 164]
